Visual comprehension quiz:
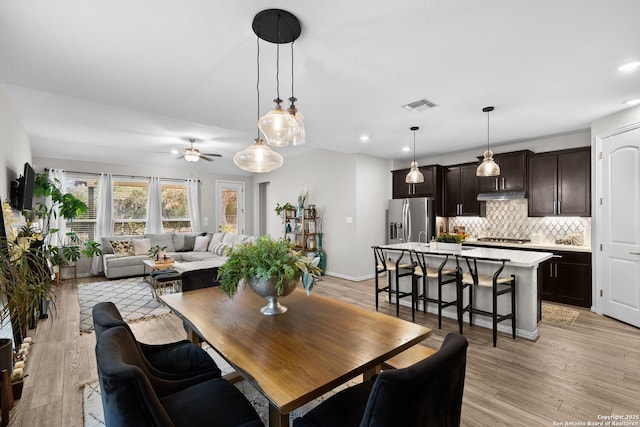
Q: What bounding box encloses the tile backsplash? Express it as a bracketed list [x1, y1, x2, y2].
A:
[446, 199, 591, 245]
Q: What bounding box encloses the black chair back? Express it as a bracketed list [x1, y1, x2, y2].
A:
[96, 326, 175, 427]
[360, 333, 468, 427]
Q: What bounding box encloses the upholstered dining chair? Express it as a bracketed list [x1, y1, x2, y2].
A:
[292, 333, 468, 427]
[95, 326, 263, 427]
[92, 302, 221, 380]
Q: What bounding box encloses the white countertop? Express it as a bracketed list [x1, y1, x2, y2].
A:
[380, 242, 553, 268]
[462, 239, 592, 253]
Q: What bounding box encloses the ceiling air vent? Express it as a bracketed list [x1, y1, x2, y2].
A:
[401, 98, 437, 112]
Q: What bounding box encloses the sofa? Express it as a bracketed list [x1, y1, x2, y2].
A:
[101, 232, 255, 279]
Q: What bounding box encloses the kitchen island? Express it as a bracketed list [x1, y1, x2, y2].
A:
[379, 242, 553, 341]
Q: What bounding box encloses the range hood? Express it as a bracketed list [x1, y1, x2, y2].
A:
[477, 191, 527, 201]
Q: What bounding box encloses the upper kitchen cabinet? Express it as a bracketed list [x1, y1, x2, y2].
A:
[528, 147, 591, 217]
[477, 150, 531, 193]
[392, 165, 442, 200]
[444, 163, 481, 216]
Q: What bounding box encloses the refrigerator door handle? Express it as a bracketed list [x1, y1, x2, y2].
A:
[406, 202, 412, 242]
[402, 199, 409, 242]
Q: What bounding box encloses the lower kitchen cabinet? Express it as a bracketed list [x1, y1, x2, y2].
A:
[540, 251, 592, 308]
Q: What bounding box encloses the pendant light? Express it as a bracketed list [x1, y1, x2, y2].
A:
[234, 34, 283, 173]
[476, 106, 501, 177]
[254, 9, 301, 147]
[288, 42, 305, 145]
[405, 126, 424, 184]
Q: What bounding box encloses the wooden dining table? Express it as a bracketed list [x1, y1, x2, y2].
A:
[160, 286, 432, 427]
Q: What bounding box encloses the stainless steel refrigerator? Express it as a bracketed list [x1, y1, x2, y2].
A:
[387, 197, 436, 244]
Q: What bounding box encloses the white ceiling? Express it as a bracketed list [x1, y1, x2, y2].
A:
[1, 1, 639, 176]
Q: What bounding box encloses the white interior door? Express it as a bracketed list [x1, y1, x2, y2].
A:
[600, 127, 640, 327]
[215, 181, 245, 234]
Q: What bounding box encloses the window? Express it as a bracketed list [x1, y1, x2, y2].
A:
[161, 181, 192, 233]
[64, 175, 99, 242]
[113, 179, 148, 235]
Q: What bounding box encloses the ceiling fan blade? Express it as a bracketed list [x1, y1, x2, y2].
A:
[202, 153, 222, 157]
[176, 154, 185, 160]
[199, 155, 215, 162]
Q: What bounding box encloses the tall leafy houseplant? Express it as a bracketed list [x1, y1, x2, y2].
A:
[218, 236, 321, 297]
[31, 173, 102, 267]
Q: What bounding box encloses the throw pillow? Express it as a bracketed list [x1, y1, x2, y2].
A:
[210, 242, 231, 256]
[132, 238, 151, 256]
[110, 240, 134, 256]
[183, 234, 197, 251]
[194, 235, 211, 252]
[207, 232, 225, 252]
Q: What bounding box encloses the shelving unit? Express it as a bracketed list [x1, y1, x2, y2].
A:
[284, 208, 320, 256]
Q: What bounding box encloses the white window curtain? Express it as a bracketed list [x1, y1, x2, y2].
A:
[91, 173, 113, 275]
[145, 176, 162, 234]
[45, 168, 66, 246]
[186, 179, 201, 233]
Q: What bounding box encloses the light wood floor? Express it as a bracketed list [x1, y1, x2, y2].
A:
[8, 274, 640, 426]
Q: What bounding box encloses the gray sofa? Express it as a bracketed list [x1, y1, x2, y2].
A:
[101, 232, 255, 279]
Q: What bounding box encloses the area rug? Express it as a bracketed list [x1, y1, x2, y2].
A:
[77, 277, 171, 333]
[542, 303, 580, 325]
[83, 346, 359, 426]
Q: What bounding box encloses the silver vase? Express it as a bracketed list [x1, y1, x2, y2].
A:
[247, 277, 298, 315]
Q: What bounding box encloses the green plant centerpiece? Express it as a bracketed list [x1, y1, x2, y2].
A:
[218, 235, 321, 315]
[435, 233, 464, 243]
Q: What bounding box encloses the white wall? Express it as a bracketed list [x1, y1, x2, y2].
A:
[33, 157, 254, 234]
[393, 130, 591, 169]
[253, 149, 392, 280]
[0, 85, 32, 205]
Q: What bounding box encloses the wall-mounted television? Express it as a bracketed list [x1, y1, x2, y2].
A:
[10, 162, 36, 211]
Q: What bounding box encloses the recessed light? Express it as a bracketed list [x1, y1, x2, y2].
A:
[624, 98, 640, 106]
[401, 146, 410, 152]
[359, 135, 370, 142]
[171, 149, 179, 155]
[618, 61, 640, 72]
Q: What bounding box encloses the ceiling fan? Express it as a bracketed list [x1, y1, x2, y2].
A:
[177, 139, 222, 162]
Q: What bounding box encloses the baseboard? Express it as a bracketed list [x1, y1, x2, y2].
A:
[323, 272, 374, 282]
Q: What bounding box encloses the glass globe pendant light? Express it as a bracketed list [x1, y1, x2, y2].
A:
[234, 34, 283, 173]
[255, 10, 300, 147]
[476, 106, 501, 177]
[405, 126, 424, 184]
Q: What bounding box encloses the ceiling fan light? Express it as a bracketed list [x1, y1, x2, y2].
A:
[258, 100, 297, 146]
[184, 150, 200, 162]
[406, 161, 425, 183]
[233, 138, 283, 173]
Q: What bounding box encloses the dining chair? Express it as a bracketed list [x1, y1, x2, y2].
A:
[373, 246, 414, 318]
[92, 302, 221, 380]
[95, 326, 263, 427]
[292, 332, 468, 427]
[410, 250, 459, 326]
[456, 255, 516, 347]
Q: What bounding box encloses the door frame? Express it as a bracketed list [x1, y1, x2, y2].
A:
[215, 180, 245, 234]
[594, 121, 640, 316]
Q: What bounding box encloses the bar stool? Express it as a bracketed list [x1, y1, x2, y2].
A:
[373, 246, 414, 318]
[410, 250, 459, 327]
[456, 255, 516, 347]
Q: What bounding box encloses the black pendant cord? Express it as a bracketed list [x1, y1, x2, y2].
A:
[256, 36, 261, 139]
[275, 15, 281, 102]
[290, 41, 295, 99]
[413, 130, 416, 163]
[487, 109, 490, 152]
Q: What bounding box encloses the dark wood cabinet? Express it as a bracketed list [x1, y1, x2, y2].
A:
[477, 150, 530, 193]
[540, 251, 592, 307]
[444, 164, 480, 216]
[528, 147, 591, 217]
[392, 166, 442, 214]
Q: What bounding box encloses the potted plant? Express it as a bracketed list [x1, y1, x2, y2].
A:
[436, 232, 464, 251]
[274, 202, 296, 220]
[148, 244, 168, 261]
[218, 236, 321, 315]
[31, 173, 102, 270]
